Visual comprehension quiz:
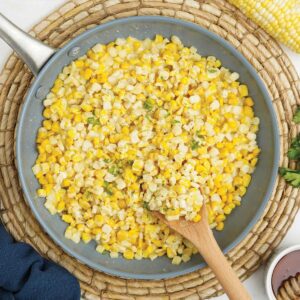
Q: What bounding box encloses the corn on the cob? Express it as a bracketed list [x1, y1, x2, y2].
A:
[228, 0, 300, 53]
[33, 35, 260, 263]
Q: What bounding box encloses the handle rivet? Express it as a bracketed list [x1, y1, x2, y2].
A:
[68, 46, 81, 58]
[35, 86, 48, 99]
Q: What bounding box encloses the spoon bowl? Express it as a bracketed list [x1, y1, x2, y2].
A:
[154, 203, 251, 300]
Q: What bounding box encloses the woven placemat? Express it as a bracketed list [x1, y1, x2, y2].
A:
[0, 0, 299, 299]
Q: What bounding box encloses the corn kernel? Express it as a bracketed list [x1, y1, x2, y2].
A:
[82, 232, 92, 243]
[239, 85, 248, 97]
[37, 189, 46, 197]
[123, 249, 134, 260]
[62, 214, 74, 224]
[216, 222, 224, 231]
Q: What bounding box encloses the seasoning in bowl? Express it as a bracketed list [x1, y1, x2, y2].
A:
[266, 245, 300, 300]
[32, 36, 260, 263]
[277, 272, 300, 300]
[272, 250, 300, 296]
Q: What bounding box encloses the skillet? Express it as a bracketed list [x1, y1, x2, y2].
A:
[0, 14, 279, 279]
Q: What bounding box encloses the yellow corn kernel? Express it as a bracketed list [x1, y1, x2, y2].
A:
[162, 169, 171, 179]
[239, 85, 248, 97]
[57, 201, 65, 212]
[74, 114, 82, 123]
[250, 157, 258, 165]
[243, 174, 251, 187]
[43, 108, 51, 118]
[62, 214, 74, 224]
[95, 215, 104, 226]
[92, 228, 102, 235]
[81, 232, 92, 243]
[62, 179, 71, 188]
[174, 185, 186, 194]
[118, 199, 127, 209]
[223, 206, 232, 215]
[52, 122, 60, 133]
[65, 138, 73, 147]
[84, 68, 93, 80]
[86, 219, 94, 228]
[77, 224, 85, 231]
[233, 176, 243, 186]
[129, 183, 139, 191]
[238, 186, 247, 196]
[244, 97, 254, 106]
[192, 214, 201, 222]
[67, 129, 76, 138]
[180, 178, 191, 188]
[172, 256, 182, 265]
[117, 230, 128, 241]
[123, 249, 134, 260]
[72, 154, 83, 162]
[43, 120, 52, 130]
[216, 222, 224, 231]
[44, 184, 53, 195]
[228, 96, 239, 105]
[155, 34, 164, 43]
[228, 119, 238, 130]
[124, 168, 136, 183]
[166, 247, 176, 258]
[81, 103, 93, 112]
[244, 106, 254, 118]
[75, 60, 84, 68]
[216, 214, 226, 222]
[37, 189, 46, 197]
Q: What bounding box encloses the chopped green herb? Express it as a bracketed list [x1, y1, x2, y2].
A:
[143, 99, 154, 111]
[191, 139, 200, 150]
[279, 107, 300, 187]
[279, 168, 300, 187]
[196, 131, 204, 139]
[172, 120, 180, 124]
[207, 68, 218, 73]
[87, 117, 100, 126]
[287, 134, 300, 160]
[84, 191, 92, 198]
[293, 106, 300, 124]
[143, 202, 150, 210]
[103, 158, 110, 163]
[108, 165, 120, 176]
[103, 181, 109, 187]
[103, 181, 113, 195]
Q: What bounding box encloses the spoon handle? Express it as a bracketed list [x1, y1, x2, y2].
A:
[194, 226, 251, 300]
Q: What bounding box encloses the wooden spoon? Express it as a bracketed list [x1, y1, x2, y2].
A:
[154, 204, 251, 300]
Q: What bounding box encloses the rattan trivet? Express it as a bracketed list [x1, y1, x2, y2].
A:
[0, 0, 299, 299]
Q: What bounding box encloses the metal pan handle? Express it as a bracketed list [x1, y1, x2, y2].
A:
[0, 13, 56, 76]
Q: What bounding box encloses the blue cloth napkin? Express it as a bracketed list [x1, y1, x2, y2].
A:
[0, 224, 80, 300]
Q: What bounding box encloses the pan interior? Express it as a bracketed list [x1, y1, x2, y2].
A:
[16, 16, 279, 280]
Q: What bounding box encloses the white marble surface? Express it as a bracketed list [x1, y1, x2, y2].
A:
[0, 1, 299, 299]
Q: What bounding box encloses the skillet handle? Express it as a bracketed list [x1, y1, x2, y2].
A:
[0, 13, 56, 76]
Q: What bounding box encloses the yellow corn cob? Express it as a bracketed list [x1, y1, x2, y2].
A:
[228, 0, 300, 53]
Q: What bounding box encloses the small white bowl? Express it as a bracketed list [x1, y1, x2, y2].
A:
[265, 245, 300, 299]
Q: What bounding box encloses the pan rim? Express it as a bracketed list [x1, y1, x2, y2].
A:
[16, 16, 280, 280]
